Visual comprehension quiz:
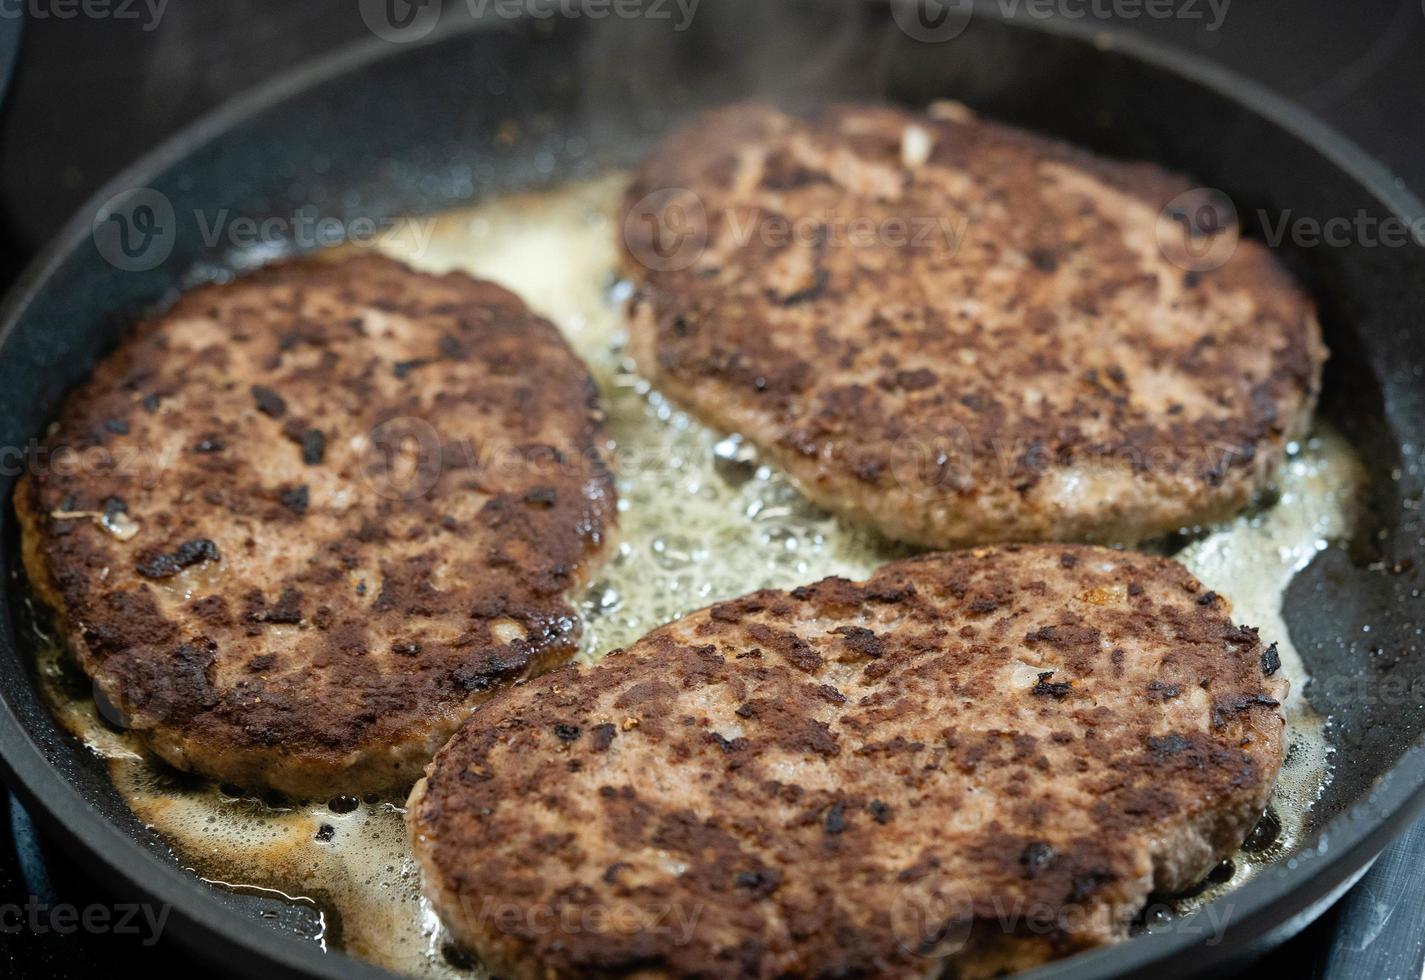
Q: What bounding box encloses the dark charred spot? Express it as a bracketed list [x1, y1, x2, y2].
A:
[280, 484, 310, 515]
[393, 358, 429, 379]
[1059, 553, 1078, 568]
[523, 486, 557, 508]
[194, 435, 225, 453]
[591, 723, 617, 751]
[1197, 591, 1220, 607]
[140, 393, 161, 413]
[1028, 247, 1059, 272]
[1212, 692, 1282, 729]
[1147, 680, 1182, 701]
[392, 641, 421, 657]
[869, 799, 892, 824]
[830, 625, 883, 658]
[135, 538, 220, 579]
[1070, 869, 1117, 902]
[823, 801, 846, 834]
[1147, 733, 1191, 759]
[880, 367, 937, 392]
[708, 732, 745, 753]
[553, 723, 581, 742]
[1031, 671, 1073, 699]
[868, 583, 915, 604]
[734, 867, 782, 897]
[1223, 625, 1260, 646]
[1261, 643, 1281, 677]
[251, 385, 287, 418]
[104, 418, 130, 435]
[253, 586, 303, 623]
[300, 429, 326, 465]
[1019, 841, 1056, 878]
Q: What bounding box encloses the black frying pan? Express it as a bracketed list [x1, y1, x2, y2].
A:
[1, 2, 1424, 977]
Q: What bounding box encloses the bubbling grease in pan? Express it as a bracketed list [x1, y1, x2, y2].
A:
[30, 176, 1364, 977]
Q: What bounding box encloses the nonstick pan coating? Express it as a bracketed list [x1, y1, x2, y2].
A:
[1, 3, 1423, 977]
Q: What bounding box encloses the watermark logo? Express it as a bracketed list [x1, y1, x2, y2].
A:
[1256, 208, 1425, 250]
[463, 893, 702, 944]
[363, 416, 445, 501]
[891, 0, 1231, 40]
[0, 0, 169, 31]
[92, 187, 176, 272]
[92, 190, 439, 271]
[621, 187, 973, 274]
[0, 898, 170, 946]
[623, 188, 711, 273]
[891, 0, 974, 42]
[358, 0, 443, 43]
[1156, 187, 1239, 271]
[890, 878, 975, 958]
[359, 0, 701, 41]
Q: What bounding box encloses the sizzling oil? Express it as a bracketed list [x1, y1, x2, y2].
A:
[30, 175, 1364, 975]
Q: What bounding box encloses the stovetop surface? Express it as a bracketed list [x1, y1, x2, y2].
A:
[0, 1, 1421, 977]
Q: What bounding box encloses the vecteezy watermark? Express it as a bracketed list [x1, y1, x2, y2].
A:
[92, 188, 438, 272]
[890, 876, 975, 957]
[92, 187, 178, 272]
[0, 438, 169, 488]
[1155, 187, 1240, 272]
[0, 897, 171, 946]
[997, 0, 1230, 29]
[622, 188, 710, 273]
[1155, 187, 1425, 271]
[460, 893, 702, 944]
[891, 0, 1231, 41]
[622, 187, 972, 274]
[890, 0, 975, 42]
[358, 0, 700, 44]
[0, 0, 168, 31]
[890, 875, 1237, 961]
[189, 209, 437, 258]
[1256, 208, 1425, 250]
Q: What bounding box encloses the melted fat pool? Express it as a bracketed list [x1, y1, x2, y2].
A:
[30, 175, 1365, 976]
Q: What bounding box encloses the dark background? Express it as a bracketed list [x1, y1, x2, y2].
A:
[0, 0, 1422, 976]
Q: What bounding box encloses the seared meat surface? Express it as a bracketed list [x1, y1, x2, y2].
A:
[409, 544, 1287, 978]
[622, 102, 1325, 546]
[18, 254, 616, 796]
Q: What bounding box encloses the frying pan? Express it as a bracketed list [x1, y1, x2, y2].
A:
[1, 2, 1424, 977]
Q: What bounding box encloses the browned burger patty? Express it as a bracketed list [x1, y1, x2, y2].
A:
[621, 102, 1326, 546]
[16, 254, 616, 797]
[408, 545, 1287, 979]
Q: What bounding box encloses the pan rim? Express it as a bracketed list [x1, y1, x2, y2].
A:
[0, 6, 1423, 978]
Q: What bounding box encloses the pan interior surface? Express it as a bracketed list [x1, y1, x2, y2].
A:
[1, 3, 1423, 978]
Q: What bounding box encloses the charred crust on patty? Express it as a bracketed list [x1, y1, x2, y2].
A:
[620, 102, 1326, 546]
[408, 545, 1288, 979]
[16, 253, 616, 796]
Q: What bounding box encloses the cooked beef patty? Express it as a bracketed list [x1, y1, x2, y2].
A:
[409, 544, 1287, 978]
[621, 102, 1325, 546]
[17, 254, 616, 797]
